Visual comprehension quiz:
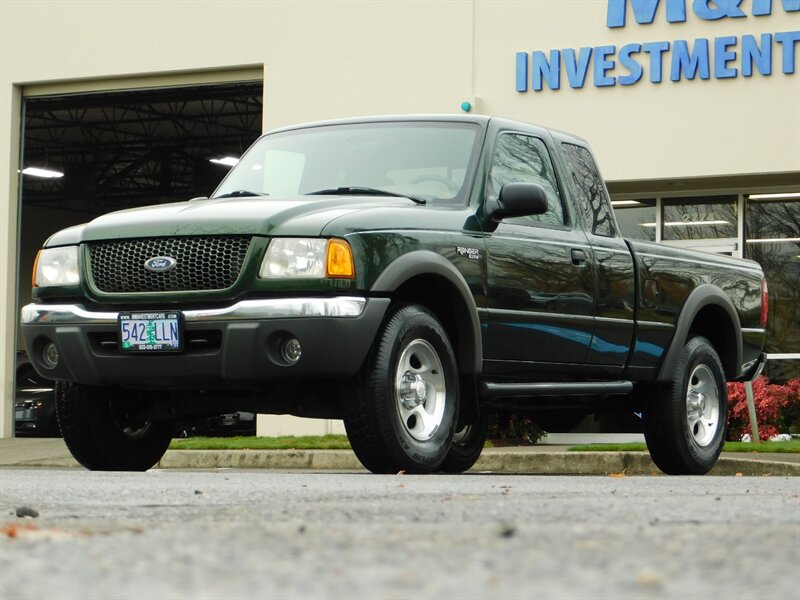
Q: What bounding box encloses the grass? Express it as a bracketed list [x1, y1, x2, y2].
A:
[168, 436, 800, 453]
[169, 434, 352, 450]
[567, 440, 800, 453]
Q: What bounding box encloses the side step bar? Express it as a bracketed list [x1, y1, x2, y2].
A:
[479, 381, 634, 398]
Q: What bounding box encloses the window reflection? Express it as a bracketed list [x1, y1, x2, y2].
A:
[214, 122, 480, 204]
[489, 133, 565, 226]
[662, 196, 737, 241]
[747, 199, 800, 241]
[746, 199, 800, 365]
[612, 199, 656, 241]
[561, 144, 615, 237]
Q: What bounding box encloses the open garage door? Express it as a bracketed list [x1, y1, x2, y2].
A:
[14, 81, 263, 436]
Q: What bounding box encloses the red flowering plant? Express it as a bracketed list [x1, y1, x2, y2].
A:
[726, 377, 800, 441]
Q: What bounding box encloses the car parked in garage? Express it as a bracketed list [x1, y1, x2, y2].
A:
[14, 352, 58, 437]
[16, 350, 254, 438]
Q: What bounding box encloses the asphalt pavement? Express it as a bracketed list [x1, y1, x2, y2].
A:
[1, 437, 798, 475]
[2, 470, 798, 599]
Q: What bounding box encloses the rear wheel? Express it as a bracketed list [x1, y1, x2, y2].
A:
[643, 336, 727, 475]
[343, 304, 458, 474]
[56, 382, 173, 471]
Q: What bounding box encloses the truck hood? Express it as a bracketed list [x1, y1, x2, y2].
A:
[46, 195, 420, 245]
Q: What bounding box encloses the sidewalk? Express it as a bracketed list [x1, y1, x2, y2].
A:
[1, 438, 798, 475]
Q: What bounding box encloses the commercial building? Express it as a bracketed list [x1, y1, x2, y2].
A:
[1, 1, 798, 437]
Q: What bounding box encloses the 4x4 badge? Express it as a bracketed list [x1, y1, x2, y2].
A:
[144, 256, 177, 272]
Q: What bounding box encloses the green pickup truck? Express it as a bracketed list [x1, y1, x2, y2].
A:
[21, 115, 768, 475]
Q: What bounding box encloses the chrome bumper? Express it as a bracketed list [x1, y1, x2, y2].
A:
[21, 297, 367, 325]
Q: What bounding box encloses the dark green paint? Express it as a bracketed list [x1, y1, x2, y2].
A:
[33, 115, 766, 381]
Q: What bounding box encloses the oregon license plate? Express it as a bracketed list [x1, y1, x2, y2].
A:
[119, 312, 182, 352]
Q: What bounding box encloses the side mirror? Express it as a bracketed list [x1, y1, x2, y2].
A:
[485, 182, 548, 221]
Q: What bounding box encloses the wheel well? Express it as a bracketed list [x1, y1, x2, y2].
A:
[687, 304, 738, 379]
[392, 274, 477, 376]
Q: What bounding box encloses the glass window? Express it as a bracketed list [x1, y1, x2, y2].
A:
[488, 133, 565, 226]
[747, 198, 800, 241]
[662, 196, 737, 241]
[560, 143, 616, 237]
[213, 122, 481, 204]
[746, 198, 800, 371]
[612, 199, 656, 241]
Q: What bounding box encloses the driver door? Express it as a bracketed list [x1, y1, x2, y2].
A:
[484, 131, 596, 371]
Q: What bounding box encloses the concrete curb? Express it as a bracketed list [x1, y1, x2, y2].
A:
[2, 439, 798, 475]
[151, 449, 800, 476]
[157, 449, 363, 471]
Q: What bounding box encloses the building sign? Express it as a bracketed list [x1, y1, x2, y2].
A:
[516, 0, 800, 91]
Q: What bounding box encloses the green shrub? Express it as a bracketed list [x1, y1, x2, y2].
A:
[487, 412, 545, 445]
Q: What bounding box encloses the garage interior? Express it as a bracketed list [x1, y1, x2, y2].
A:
[15, 81, 263, 428]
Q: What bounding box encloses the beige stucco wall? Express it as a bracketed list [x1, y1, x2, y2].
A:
[0, 84, 21, 438]
[0, 0, 798, 437]
[478, 1, 799, 180]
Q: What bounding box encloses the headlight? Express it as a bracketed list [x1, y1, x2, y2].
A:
[33, 246, 80, 287]
[260, 238, 354, 279]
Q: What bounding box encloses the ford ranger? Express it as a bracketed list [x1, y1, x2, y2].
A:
[21, 115, 768, 475]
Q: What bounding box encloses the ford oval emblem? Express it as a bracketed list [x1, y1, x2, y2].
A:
[144, 256, 177, 272]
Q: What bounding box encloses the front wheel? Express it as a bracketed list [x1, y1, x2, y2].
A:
[439, 413, 488, 473]
[643, 336, 728, 475]
[343, 304, 458, 474]
[56, 382, 173, 471]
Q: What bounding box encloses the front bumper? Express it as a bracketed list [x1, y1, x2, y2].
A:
[21, 297, 389, 386]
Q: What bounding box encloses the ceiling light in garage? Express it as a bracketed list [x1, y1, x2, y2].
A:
[209, 156, 239, 167]
[22, 167, 64, 178]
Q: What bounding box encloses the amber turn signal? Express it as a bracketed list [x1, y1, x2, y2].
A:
[326, 239, 355, 279]
[31, 250, 41, 288]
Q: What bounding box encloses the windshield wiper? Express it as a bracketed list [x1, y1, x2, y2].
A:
[307, 186, 426, 205]
[214, 190, 268, 199]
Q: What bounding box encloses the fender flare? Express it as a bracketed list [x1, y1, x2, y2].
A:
[371, 251, 483, 374]
[656, 284, 742, 382]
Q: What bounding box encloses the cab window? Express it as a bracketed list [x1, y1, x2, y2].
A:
[561, 143, 616, 237]
[489, 133, 565, 226]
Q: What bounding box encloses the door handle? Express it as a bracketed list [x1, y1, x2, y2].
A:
[571, 249, 587, 266]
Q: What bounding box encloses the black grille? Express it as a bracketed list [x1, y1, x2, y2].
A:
[88, 236, 252, 293]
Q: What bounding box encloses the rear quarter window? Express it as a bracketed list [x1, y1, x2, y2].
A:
[561, 143, 616, 237]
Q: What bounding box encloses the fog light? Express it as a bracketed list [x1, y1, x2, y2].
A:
[280, 338, 302, 365]
[42, 342, 59, 369]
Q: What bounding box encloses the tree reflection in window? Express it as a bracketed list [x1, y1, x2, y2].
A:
[489, 133, 565, 226]
[663, 196, 737, 241]
[561, 143, 616, 237]
[746, 199, 800, 370]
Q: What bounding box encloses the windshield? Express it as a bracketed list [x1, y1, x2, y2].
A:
[212, 121, 481, 204]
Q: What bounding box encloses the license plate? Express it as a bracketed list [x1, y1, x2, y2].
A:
[119, 312, 182, 352]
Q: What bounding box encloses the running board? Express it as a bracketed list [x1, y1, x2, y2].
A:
[479, 381, 634, 398]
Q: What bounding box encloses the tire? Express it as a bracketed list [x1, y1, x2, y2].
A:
[55, 381, 173, 471]
[439, 413, 488, 473]
[643, 336, 728, 475]
[46, 411, 62, 438]
[343, 304, 459, 474]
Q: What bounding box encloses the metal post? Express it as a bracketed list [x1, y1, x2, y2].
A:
[744, 381, 760, 444]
